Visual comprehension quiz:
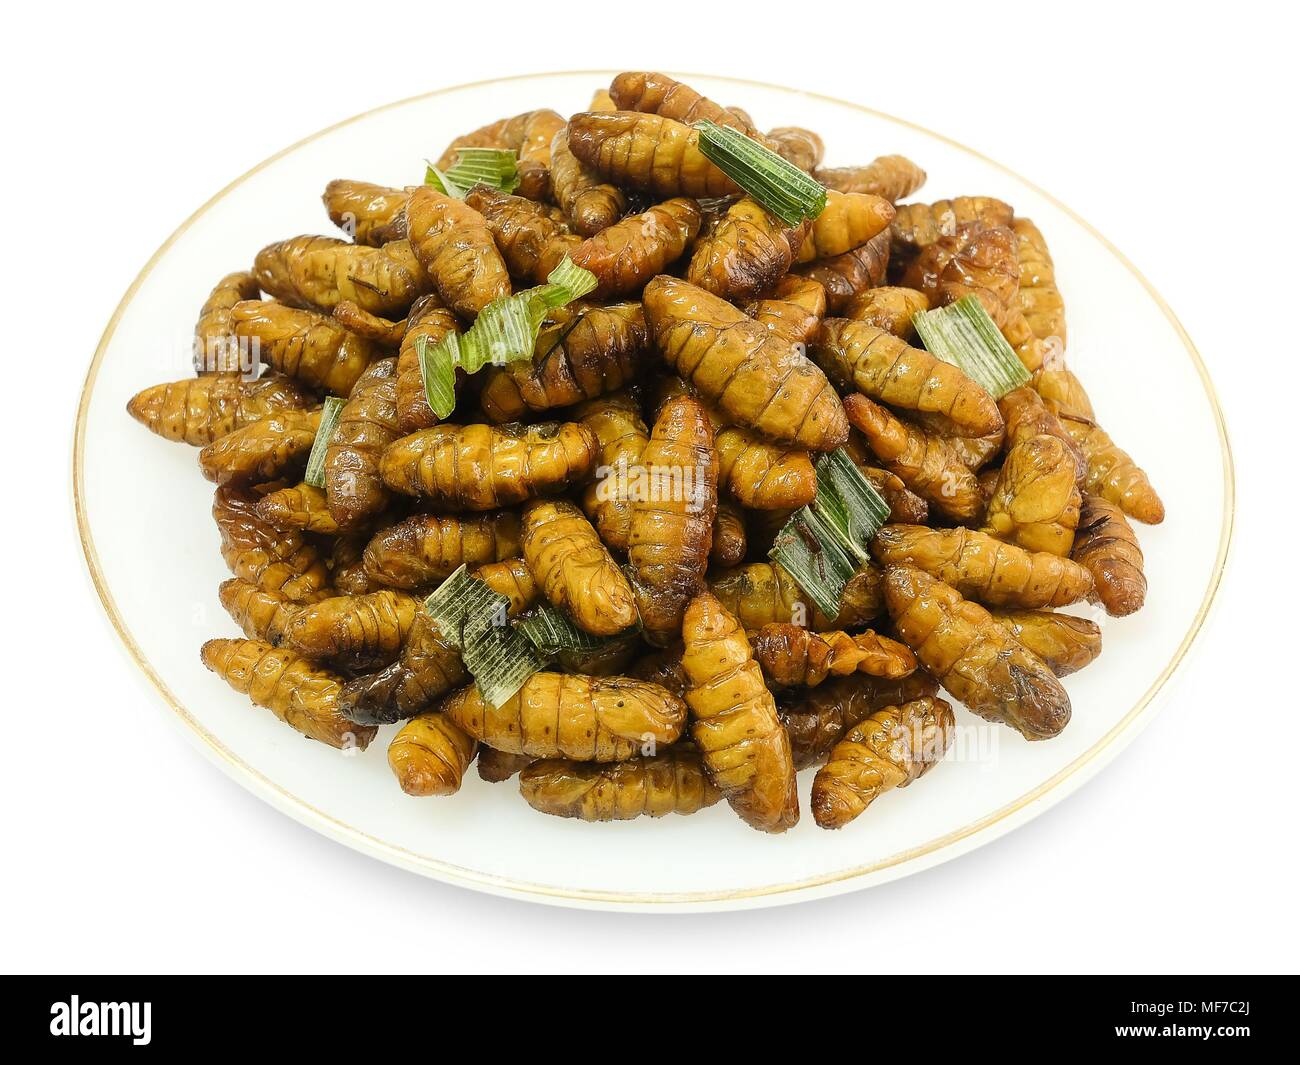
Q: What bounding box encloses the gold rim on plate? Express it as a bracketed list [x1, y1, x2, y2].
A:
[72, 71, 1235, 908]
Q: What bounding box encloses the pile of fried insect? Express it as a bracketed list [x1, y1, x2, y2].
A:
[127, 72, 1161, 833]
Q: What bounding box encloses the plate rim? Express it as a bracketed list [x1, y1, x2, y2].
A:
[72, 70, 1236, 911]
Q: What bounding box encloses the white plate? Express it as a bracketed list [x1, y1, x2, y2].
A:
[74, 72, 1233, 911]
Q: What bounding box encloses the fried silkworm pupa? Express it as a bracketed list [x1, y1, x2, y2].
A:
[333, 301, 406, 347]
[871, 523, 1094, 609]
[710, 502, 747, 568]
[794, 228, 891, 314]
[193, 272, 261, 373]
[766, 126, 824, 171]
[859, 464, 929, 524]
[201, 638, 376, 750]
[395, 294, 459, 435]
[479, 303, 648, 423]
[885, 565, 1071, 740]
[645, 276, 848, 451]
[433, 108, 560, 170]
[814, 155, 928, 203]
[890, 196, 1014, 258]
[256, 482, 339, 535]
[990, 609, 1103, 677]
[478, 747, 533, 783]
[1013, 218, 1067, 346]
[322, 179, 412, 246]
[567, 111, 741, 199]
[714, 423, 818, 510]
[751, 625, 917, 687]
[569, 198, 702, 300]
[522, 499, 637, 636]
[745, 274, 827, 347]
[811, 696, 955, 829]
[380, 421, 598, 510]
[577, 391, 650, 550]
[841, 286, 929, 340]
[362, 511, 522, 590]
[405, 186, 511, 317]
[998, 385, 1086, 481]
[681, 593, 799, 833]
[213, 485, 332, 602]
[198, 407, 321, 486]
[472, 558, 541, 617]
[778, 672, 941, 770]
[843, 394, 984, 522]
[1033, 366, 1094, 419]
[902, 222, 1020, 324]
[686, 197, 809, 302]
[628, 395, 718, 645]
[796, 192, 896, 263]
[1054, 409, 1165, 525]
[442, 673, 687, 761]
[520, 747, 723, 821]
[253, 235, 424, 317]
[284, 588, 421, 663]
[709, 561, 884, 632]
[330, 533, 374, 596]
[126, 373, 310, 447]
[609, 71, 762, 136]
[218, 578, 307, 646]
[982, 434, 1081, 556]
[549, 127, 626, 237]
[230, 300, 375, 395]
[464, 185, 579, 285]
[324, 357, 400, 527]
[812, 318, 1002, 437]
[628, 648, 689, 698]
[1071, 494, 1147, 616]
[338, 612, 467, 725]
[388, 713, 478, 796]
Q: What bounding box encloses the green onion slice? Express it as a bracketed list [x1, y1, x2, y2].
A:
[424, 148, 520, 198]
[912, 294, 1031, 399]
[515, 604, 614, 656]
[693, 120, 826, 226]
[302, 396, 346, 489]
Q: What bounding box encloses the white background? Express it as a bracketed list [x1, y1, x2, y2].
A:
[4, 0, 1296, 973]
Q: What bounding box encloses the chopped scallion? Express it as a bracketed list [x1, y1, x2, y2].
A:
[912, 294, 1031, 398]
[302, 396, 346, 489]
[424, 148, 520, 198]
[693, 120, 826, 226]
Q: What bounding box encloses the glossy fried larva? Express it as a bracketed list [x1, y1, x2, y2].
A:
[381, 421, 598, 509]
[520, 747, 723, 821]
[842, 286, 929, 339]
[333, 301, 406, 347]
[745, 274, 827, 346]
[796, 192, 895, 263]
[1013, 218, 1067, 346]
[812, 318, 1002, 437]
[443, 673, 687, 761]
[388, 713, 478, 797]
[523, 499, 637, 637]
[687, 198, 809, 302]
[256, 482, 340, 535]
[194, 272, 261, 373]
[338, 612, 467, 725]
[628, 648, 689, 697]
[463, 185, 579, 285]
[213, 485, 332, 603]
[229, 300, 375, 395]
[871, 523, 1094, 609]
[395, 294, 459, 435]
[860, 464, 929, 524]
[567, 111, 741, 199]
[811, 697, 955, 829]
[201, 639, 376, 750]
[1071, 494, 1147, 616]
[434, 109, 555, 170]
[710, 502, 747, 567]
[889, 196, 1014, 256]
[569, 199, 702, 300]
[609, 71, 761, 136]
[126, 373, 310, 447]
[322, 358, 400, 527]
[198, 407, 321, 486]
[814, 155, 928, 203]
[885, 565, 1071, 740]
[1032, 366, 1094, 419]
[681, 593, 799, 833]
[253, 235, 424, 317]
[322, 179, 412, 246]
[751, 625, 917, 687]
[549, 127, 626, 237]
[405, 186, 511, 317]
[990, 609, 1103, 677]
[998, 385, 1086, 480]
[284, 588, 421, 662]
[472, 558, 541, 617]
[903, 222, 1020, 326]
[362, 512, 522, 590]
[843, 394, 983, 522]
[714, 422, 818, 510]
[480, 303, 648, 423]
[645, 276, 848, 451]
[983, 435, 1081, 556]
[218, 578, 308, 646]
[628, 396, 718, 645]
[478, 746, 533, 783]
[778, 672, 941, 770]
[514, 109, 566, 200]
[709, 561, 885, 632]
[794, 228, 891, 314]
[330, 533, 373, 596]
[766, 127, 824, 171]
[1054, 410, 1165, 525]
[576, 391, 649, 550]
